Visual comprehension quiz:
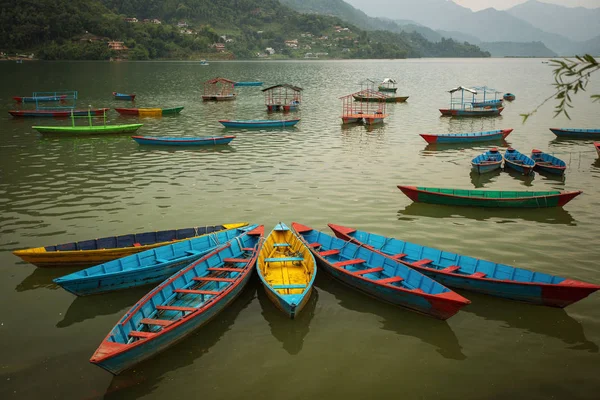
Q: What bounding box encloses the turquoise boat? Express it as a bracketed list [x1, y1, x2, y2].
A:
[531, 149, 566, 176]
[234, 82, 263, 87]
[549, 128, 600, 139]
[132, 135, 235, 146]
[471, 148, 503, 174]
[219, 119, 300, 128]
[420, 129, 513, 144]
[504, 148, 535, 175]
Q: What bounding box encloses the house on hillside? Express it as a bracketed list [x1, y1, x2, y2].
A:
[108, 41, 128, 51]
[124, 18, 138, 23]
[265, 47, 275, 55]
[211, 43, 226, 52]
[177, 21, 188, 27]
[152, 19, 161, 24]
[285, 39, 298, 48]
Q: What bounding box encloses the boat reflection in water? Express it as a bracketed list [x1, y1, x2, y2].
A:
[469, 168, 502, 188]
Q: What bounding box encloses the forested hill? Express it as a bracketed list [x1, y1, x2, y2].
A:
[0, 0, 490, 60]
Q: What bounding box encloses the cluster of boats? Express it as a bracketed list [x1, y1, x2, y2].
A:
[12, 221, 600, 375]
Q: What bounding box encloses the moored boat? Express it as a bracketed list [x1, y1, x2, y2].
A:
[114, 107, 184, 116]
[257, 223, 316, 319]
[113, 92, 136, 101]
[9, 108, 110, 118]
[471, 99, 503, 108]
[504, 148, 535, 175]
[234, 81, 263, 87]
[549, 128, 600, 139]
[290, 223, 470, 320]
[377, 78, 397, 93]
[397, 186, 582, 208]
[54, 224, 257, 296]
[132, 135, 235, 146]
[328, 223, 600, 308]
[503, 93, 515, 101]
[439, 107, 504, 117]
[471, 148, 503, 174]
[353, 94, 409, 103]
[89, 225, 264, 375]
[33, 124, 143, 135]
[218, 119, 300, 128]
[13, 222, 248, 268]
[531, 149, 566, 175]
[13, 95, 68, 103]
[420, 128, 513, 144]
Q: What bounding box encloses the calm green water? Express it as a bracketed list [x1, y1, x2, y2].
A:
[1, 59, 600, 399]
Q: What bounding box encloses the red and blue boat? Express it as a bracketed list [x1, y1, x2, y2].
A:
[531, 149, 566, 176]
[420, 128, 512, 144]
[9, 108, 110, 118]
[439, 86, 504, 117]
[290, 222, 470, 320]
[132, 135, 235, 146]
[440, 107, 504, 117]
[328, 223, 600, 308]
[504, 148, 535, 175]
[549, 128, 600, 139]
[218, 119, 300, 128]
[115, 107, 183, 116]
[113, 92, 136, 101]
[90, 225, 264, 375]
[471, 148, 503, 174]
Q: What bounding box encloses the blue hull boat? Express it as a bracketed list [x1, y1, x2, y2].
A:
[132, 135, 235, 146]
[113, 92, 136, 101]
[420, 129, 513, 144]
[531, 149, 566, 175]
[471, 148, 503, 174]
[54, 225, 258, 296]
[549, 128, 600, 139]
[234, 82, 263, 87]
[328, 224, 600, 308]
[219, 119, 300, 128]
[471, 99, 503, 108]
[504, 148, 535, 175]
[291, 223, 470, 320]
[90, 226, 264, 375]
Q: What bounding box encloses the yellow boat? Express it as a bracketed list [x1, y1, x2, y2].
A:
[257, 222, 316, 319]
[13, 222, 248, 268]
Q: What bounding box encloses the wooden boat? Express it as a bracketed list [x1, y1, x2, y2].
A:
[378, 86, 397, 93]
[420, 128, 513, 144]
[89, 226, 264, 375]
[114, 107, 184, 116]
[13, 222, 248, 268]
[471, 99, 503, 108]
[113, 92, 136, 101]
[290, 223, 470, 320]
[256, 223, 316, 319]
[218, 119, 300, 128]
[471, 148, 503, 174]
[33, 123, 143, 135]
[531, 149, 566, 176]
[503, 93, 515, 101]
[353, 94, 408, 103]
[54, 224, 258, 296]
[132, 135, 235, 146]
[397, 186, 582, 208]
[9, 108, 110, 118]
[595, 142, 600, 157]
[504, 148, 535, 175]
[234, 82, 263, 87]
[377, 78, 397, 93]
[13, 95, 67, 103]
[328, 223, 600, 308]
[439, 107, 504, 117]
[549, 128, 600, 139]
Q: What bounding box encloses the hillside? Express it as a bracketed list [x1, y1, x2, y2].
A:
[479, 41, 557, 58]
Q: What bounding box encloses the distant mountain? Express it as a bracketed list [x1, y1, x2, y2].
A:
[507, 0, 600, 43]
[479, 41, 557, 58]
[577, 35, 600, 56]
[436, 30, 481, 45]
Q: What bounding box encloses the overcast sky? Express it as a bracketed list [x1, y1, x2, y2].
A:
[453, 0, 600, 10]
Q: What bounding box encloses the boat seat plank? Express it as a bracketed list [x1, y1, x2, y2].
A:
[192, 276, 235, 282]
[308, 242, 322, 248]
[334, 259, 366, 268]
[174, 289, 221, 295]
[390, 253, 407, 260]
[155, 258, 169, 264]
[207, 267, 242, 273]
[353, 267, 384, 276]
[140, 318, 173, 327]
[377, 276, 404, 284]
[319, 249, 340, 257]
[273, 243, 290, 247]
[264, 257, 303, 262]
[129, 330, 155, 339]
[242, 248, 254, 251]
[272, 284, 307, 289]
[156, 305, 197, 312]
[412, 288, 425, 293]
[440, 265, 461, 273]
[471, 272, 487, 278]
[224, 258, 249, 263]
[412, 259, 433, 267]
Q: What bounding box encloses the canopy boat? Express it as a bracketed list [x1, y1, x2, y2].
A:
[290, 223, 469, 320]
[503, 93, 516, 101]
[32, 109, 142, 135]
[132, 135, 235, 146]
[114, 107, 184, 116]
[471, 148, 503, 174]
[89, 226, 264, 375]
[439, 107, 504, 117]
[340, 89, 389, 125]
[328, 224, 600, 308]
[595, 142, 600, 157]
[353, 93, 408, 103]
[9, 108, 110, 118]
[531, 149, 566, 176]
[471, 99, 503, 108]
[257, 223, 316, 319]
[549, 128, 600, 139]
[218, 119, 300, 128]
[470, 86, 503, 108]
[504, 148, 535, 175]
[262, 84, 303, 112]
[377, 78, 398, 93]
[203, 77, 236, 101]
[397, 186, 582, 208]
[113, 92, 136, 101]
[13, 222, 248, 268]
[54, 224, 258, 296]
[420, 128, 513, 144]
[13, 94, 67, 103]
[440, 86, 504, 117]
[234, 81, 263, 87]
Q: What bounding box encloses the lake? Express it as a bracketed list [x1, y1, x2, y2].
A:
[1, 59, 599, 399]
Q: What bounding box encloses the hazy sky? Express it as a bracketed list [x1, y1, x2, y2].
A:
[453, 0, 600, 11]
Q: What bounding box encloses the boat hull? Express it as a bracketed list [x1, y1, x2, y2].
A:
[471, 100, 503, 108]
[471, 162, 502, 174]
[13, 95, 67, 103]
[549, 128, 600, 139]
[420, 129, 512, 144]
[132, 135, 235, 146]
[219, 119, 300, 128]
[114, 107, 183, 116]
[439, 107, 503, 117]
[33, 124, 143, 135]
[354, 95, 408, 103]
[9, 108, 110, 118]
[202, 95, 236, 101]
[113, 92, 136, 101]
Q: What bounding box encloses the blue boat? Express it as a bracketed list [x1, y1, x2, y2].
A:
[89, 225, 264, 375]
[549, 128, 600, 139]
[113, 92, 136, 101]
[471, 148, 503, 174]
[531, 149, 566, 176]
[471, 99, 503, 108]
[218, 119, 300, 128]
[328, 223, 600, 308]
[290, 223, 470, 320]
[256, 223, 316, 319]
[54, 225, 258, 296]
[420, 129, 513, 144]
[504, 148, 535, 175]
[503, 93, 515, 101]
[132, 135, 235, 146]
[234, 82, 263, 87]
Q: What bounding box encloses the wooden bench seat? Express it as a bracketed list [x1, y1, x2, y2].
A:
[308, 242, 322, 248]
[193, 276, 235, 282]
[390, 253, 407, 260]
[155, 258, 170, 264]
[353, 267, 384, 276]
[264, 257, 303, 262]
[273, 243, 290, 247]
[272, 284, 307, 290]
[174, 289, 221, 295]
[411, 259, 433, 267]
[319, 249, 340, 257]
[440, 265, 460, 273]
[377, 276, 404, 284]
[207, 267, 242, 273]
[140, 318, 173, 327]
[156, 305, 197, 312]
[129, 330, 155, 339]
[334, 259, 365, 268]
[471, 272, 487, 278]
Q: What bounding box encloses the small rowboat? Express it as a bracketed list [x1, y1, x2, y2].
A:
[328, 224, 600, 308]
[113, 92, 136, 101]
[439, 107, 504, 117]
[218, 119, 300, 128]
[89, 226, 264, 375]
[202, 94, 236, 101]
[257, 223, 316, 319]
[13, 95, 67, 103]
[9, 108, 110, 118]
[420, 129, 512, 144]
[234, 82, 263, 87]
[471, 99, 503, 108]
[504, 148, 535, 175]
[531, 149, 566, 175]
[132, 135, 235, 146]
[397, 186, 582, 208]
[33, 124, 143, 135]
[549, 128, 600, 139]
[471, 148, 503, 174]
[595, 142, 600, 157]
[12, 222, 248, 268]
[290, 223, 470, 320]
[114, 107, 184, 116]
[353, 94, 409, 103]
[54, 224, 257, 296]
[503, 93, 515, 101]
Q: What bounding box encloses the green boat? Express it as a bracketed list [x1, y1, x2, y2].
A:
[33, 124, 143, 135]
[398, 186, 582, 208]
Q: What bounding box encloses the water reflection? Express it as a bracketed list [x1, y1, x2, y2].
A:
[316, 273, 466, 360]
[503, 167, 536, 186]
[398, 204, 576, 225]
[15, 266, 70, 292]
[423, 139, 509, 152]
[133, 144, 237, 154]
[470, 169, 502, 188]
[257, 284, 317, 355]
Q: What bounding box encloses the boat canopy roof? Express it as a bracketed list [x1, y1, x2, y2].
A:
[339, 89, 388, 99]
[261, 84, 303, 92]
[204, 77, 236, 85]
[381, 78, 397, 84]
[448, 86, 477, 94]
[472, 85, 502, 94]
